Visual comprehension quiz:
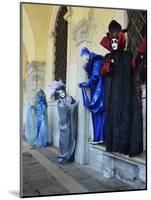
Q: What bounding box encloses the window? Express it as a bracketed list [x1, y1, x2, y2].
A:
[127, 10, 147, 83]
[127, 10, 147, 56]
[127, 10, 147, 153]
[54, 6, 68, 84]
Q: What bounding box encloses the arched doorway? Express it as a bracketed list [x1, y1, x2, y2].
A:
[54, 6, 68, 84]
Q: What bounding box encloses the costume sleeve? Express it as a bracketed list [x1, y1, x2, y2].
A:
[87, 59, 102, 86]
[100, 53, 115, 76]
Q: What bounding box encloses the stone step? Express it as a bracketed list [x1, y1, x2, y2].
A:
[89, 144, 146, 188]
[91, 144, 146, 166]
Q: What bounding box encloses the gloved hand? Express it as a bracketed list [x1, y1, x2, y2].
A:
[78, 82, 89, 88]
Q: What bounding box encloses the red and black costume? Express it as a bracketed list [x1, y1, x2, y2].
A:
[130, 35, 146, 155]
[100, 20, 144, 156]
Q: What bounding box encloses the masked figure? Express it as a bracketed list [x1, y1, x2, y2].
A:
[100, 20, 145, 156]
[49, 80, 78, 164]
[24, 101, 37, 146]
[31, 89, 49, 147]
[79, 47, 105, 144]
[100, 20, 144, 156]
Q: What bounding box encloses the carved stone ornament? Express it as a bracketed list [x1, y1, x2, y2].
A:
[72, 19, 91, 46]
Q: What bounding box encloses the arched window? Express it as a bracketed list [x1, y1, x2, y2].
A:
[127, 10, 147, 56]
[54, 6, 68, 84]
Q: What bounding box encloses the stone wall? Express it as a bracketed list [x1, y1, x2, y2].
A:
[89, 145, 146, 188]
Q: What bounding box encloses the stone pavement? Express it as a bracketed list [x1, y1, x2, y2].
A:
[21, 141, 135, 197]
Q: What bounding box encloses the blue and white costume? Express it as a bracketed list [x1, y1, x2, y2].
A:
[25, 90, 48, 147]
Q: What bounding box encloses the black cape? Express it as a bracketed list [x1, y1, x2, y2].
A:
[105, 51, 133, 154]
[104, 50, 143, 156]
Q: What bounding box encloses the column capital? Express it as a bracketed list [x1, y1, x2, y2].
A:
[72, 19, 91, 46]
[26, 61, 46, 102]
[27, 61, 46, 76]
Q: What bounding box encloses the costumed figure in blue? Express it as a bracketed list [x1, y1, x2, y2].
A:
[29, 89, 48, 147]
[24, 100, 37, 146]
[79, 47, 105, 144]
[49, 80, 78, 164]
[25, 89, 48, 147]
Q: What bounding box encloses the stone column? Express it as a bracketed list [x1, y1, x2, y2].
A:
[26, 61, 45, 102]
[48, 31, 56, 83]
[72, 19, 92, 165]
[47, 32, 57, 145]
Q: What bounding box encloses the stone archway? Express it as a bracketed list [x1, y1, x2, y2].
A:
[22, 6, 36, 62]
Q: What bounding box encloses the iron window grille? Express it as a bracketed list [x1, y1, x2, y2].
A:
[127, 10, 147, 83]
[127, 10, 147, 56]
[127, 10, 147, 153]
[54, 6, 68, 84]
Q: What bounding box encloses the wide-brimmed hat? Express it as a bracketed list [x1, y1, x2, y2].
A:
[100, 20, 127, 52]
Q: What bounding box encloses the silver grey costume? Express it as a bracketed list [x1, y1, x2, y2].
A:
[57, 96, 78, 164]
[49, 80, 78, 164]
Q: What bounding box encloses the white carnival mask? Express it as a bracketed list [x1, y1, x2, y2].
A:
[111, 38, 118, 51]
[57, 89, 66, 99]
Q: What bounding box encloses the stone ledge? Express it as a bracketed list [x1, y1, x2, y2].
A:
[89, 144, 146, 185]
[90, 144, 146, 166]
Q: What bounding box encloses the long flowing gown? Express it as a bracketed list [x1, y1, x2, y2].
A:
[57, 97, 78, 163]
[24, 103, 37, 146]
[32, 102, 49, 147]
